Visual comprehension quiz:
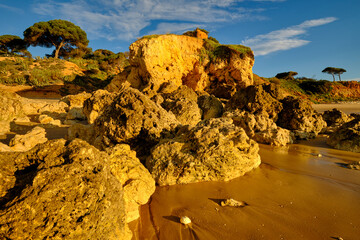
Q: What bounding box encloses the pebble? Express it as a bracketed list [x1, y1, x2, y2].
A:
[317, 153, 322, 157]
[180, 216, 191, 225]
[220, 198, 247, 207]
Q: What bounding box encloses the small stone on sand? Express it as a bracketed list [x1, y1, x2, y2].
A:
[180, 216, 191, 225]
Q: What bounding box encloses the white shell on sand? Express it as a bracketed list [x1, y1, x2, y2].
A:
[180, 216, 191, 225]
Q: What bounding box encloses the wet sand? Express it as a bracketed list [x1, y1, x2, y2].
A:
[130, 138, 360, 239]
[312, 102, 360, 114]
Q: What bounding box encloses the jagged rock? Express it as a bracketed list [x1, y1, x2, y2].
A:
[66, 107, 86, 121]
[108, 34, 254, 97]
[277, 96, 326, 139]
[67, 123, 96, 143]
[83, 90, 119, 124]
[8, 126, 48, 151]
[146, 118, 261, 186]
[37, 101, 68, 115]
[327, 118, 360, 153]
[93, 88, 179, 151]
[226, 84, 283, 120]
[0, 142, 12, 152]
[161, 86, 201, 126]
[61, 92, 92, 108]
[12, 116, 31, 123]
[0, 139, 132, 240]
[343, 161, 360, 170]
[220, 198, 247, 208]
[198, 94, 224, 120]
[0, 90, 25, 134]
[322, 108, 354, 132]
[224, 110, 294, 146]
[107, 144, 155, 222]
[38, 114, 61, 126]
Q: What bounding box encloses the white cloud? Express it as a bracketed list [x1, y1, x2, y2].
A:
[242, 17, 337, 56]
[32, 0, 283, 41]
[0, 3, 24, 14]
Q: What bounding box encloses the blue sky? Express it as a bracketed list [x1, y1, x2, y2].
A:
[1, 0, 359, 80]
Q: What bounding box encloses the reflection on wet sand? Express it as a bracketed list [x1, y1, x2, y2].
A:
[130, 137, 360, 240]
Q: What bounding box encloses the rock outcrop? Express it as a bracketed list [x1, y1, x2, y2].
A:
[0, 90, 25, 134]
[277, 96, 326, 139]
[93, 88, 179, 152]
[322, 108, 354, 132]
[197, 94, 224, 120]
[146, 118, 261, 186]
[108, 34, 254, 98]
[83, 90, 119, 124]
[160, 86, 202, 126]
[226, 84, 283, 120]
[327, 118, 360, 153]
[8, 126, 48, 151]
[224, 110, 294, 146]
[107, 144, 155, 222]
[0, 139, 132, 240]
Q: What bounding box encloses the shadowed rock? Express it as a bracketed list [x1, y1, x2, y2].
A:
[277, 96, 326, 139]
[0, 139, 132, 240]
[327, 118, 360, 153]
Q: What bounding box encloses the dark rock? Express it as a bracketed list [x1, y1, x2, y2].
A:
[327, 118, 360, 153]
[277, 96, 326, 139]
[226, 84, 283, 120]
[0, 139, 132, 240]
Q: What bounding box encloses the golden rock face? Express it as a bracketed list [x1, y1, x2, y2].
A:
[115, 34, 254, 98]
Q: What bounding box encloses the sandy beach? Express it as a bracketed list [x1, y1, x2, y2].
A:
[130, 137, 360, 239]
[130, 104, 360, 240]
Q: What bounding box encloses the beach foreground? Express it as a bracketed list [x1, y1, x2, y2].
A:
[130, 136, 360, 239]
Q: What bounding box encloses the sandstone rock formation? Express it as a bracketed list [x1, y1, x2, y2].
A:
[224, 110, 294, 146]
[160, 86, 201, 126]
[327, 118, 360, 152]
[277, 96, 326, 139]
[83, 89, 119, 124]
[108, 34, 254, 98]
[8, 126, 48, 151]
[0, 139, 132, 240]
[146, 118, 261, 186]
[322, 108, 354, 132]
[93, 88, 179, 151]
[107, 144, 155, 222]
[197, 94, 224, 120]
[226, 84, 283, 120]
[0, 90, 25, 134]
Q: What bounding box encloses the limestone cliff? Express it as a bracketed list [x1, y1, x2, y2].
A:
[108, 34, 254, 98]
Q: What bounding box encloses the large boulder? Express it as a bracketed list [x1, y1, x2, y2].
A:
[83, 90, 119, 124]
[0, 139, 132, 240]
[93, 88, 179, 152]
[146, 118, 261, 186]
[322, 108, 354, 132]
[327, 118, 360, 153]
[160, 86, 202, 126]
[0, 90, 25, 134]
[107, 144, 155, 222]
[277, 96, 326, 139]
[108, 34, 254, 98]
[226, 84, 283, 120]
[224, 110, 294, 146]
[197, 94, 224, 120]
[8, 126, 48, 151]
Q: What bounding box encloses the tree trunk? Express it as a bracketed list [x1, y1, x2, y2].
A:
[338, 74, 342, 81]
[331, 73, 335, 82]
[54, 40, 65, 59]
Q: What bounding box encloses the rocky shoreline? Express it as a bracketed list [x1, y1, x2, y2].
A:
[0, 32, 359, 239]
